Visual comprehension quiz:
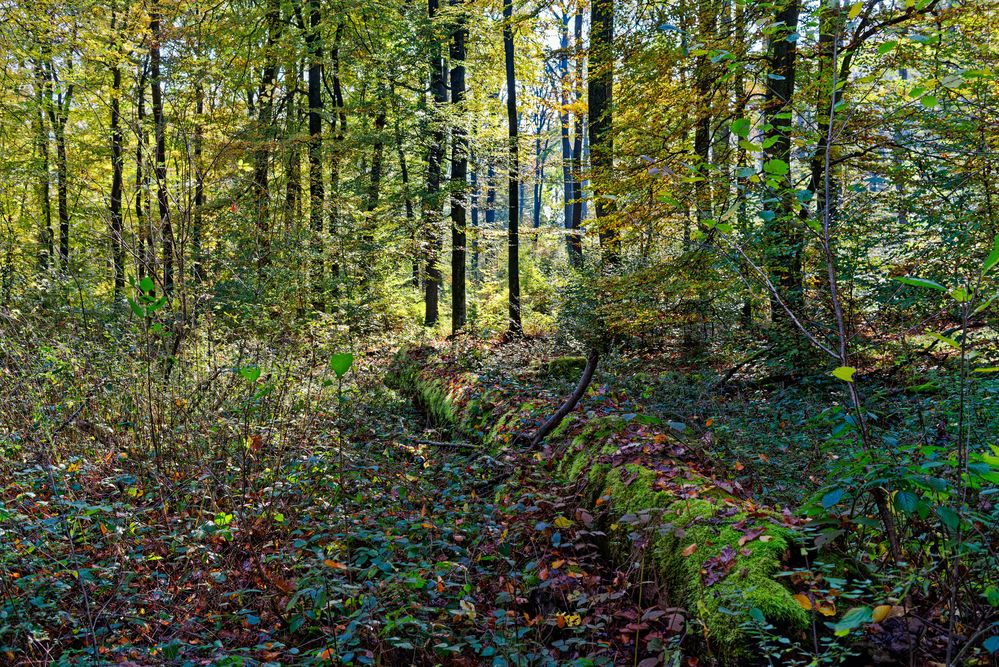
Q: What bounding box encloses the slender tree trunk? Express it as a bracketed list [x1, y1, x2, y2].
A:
[306, 0, 325, 310]
[450, 1, 468, 334]
[807, 0, 842, 228]
[253, 0, 281, 276]
[423, 0, 447, 327]
[329, 21, 346, 294]
[193, 81, 205, 284]
[136, 60, 151, 281]
[570, 7, 584, 248]
[470, 153, 480, 281]
[150, 0, 172, 293]
[393, 89, 418, 288]
[763, 0, 802, 313]
[557, 12, 581, 266]
[43, 58, 72, 273]
[503, 0, 522, 335]
[33, 60, 52, 272]
[588, 0, 618, 266]
[110, 3, 125, 298]
[285, 61, 302, 228]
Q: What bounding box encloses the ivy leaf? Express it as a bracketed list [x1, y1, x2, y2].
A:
[981, 235, 999, 275]
[822, 488, 845, 509]
[330, 353, 354, 378]
[936, 506, 960, 531]
[834, 606, 873, 636]
[832, 366, 856, 383]
[894, 276, 947, 291]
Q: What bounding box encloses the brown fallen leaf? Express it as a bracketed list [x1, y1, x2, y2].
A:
[682, 543, 698, 557]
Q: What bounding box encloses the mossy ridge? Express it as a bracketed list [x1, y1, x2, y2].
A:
[386, 348, 807, 662]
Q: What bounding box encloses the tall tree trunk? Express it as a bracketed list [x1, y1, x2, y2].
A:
[43, 58, 73, 273]
[588, 0, 617, 266]
[366, 101, 387, 215]
[558, 12, 577, 263]
[253, 0, 281, 276]
[150, 0, 172, 293]
[423, 0, 447, 327]
[32, 60, 52, 272]
[110, 2, 124, 299]
[136, 60, 152, 281]
[450, 1, 468, 334]
[503, 0, 522, 335]
[393, 86, 418, 289]
[763, 0, 802, 314]
[470, 153, 480, 281]
[570, 7, 584, 250]
[306, 0, 325, 310]
[193, 80, 205, 284]
[284, 61, 302, 229]
[807, 0, 842, 229]
[329, 21, 346, 295]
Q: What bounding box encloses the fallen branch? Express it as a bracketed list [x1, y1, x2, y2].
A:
[529, 348, 600, 448]
[413, 438, 479, 450]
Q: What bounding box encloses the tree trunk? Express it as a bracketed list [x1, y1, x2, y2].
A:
[135, 60, 152, 281]
[253, 0, 281, 276]
[110, 2, 125, 299]
[588, 0, 617, 267]
[763, 0, 802, 314]
[450, 1, 468, 334]
[329, 21, 346, 296]
[306, 0, 325, 310]
[503, 0, 522, 335]
[150, 1, 172, 293]
[570, 7, 584, 252]
[193, 80, 205, 285]
[32, 59, 52, 272]
[423, 0, 447, 327]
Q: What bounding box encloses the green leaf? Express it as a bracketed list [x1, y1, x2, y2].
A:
[739, 139, 763, 153]
[894, 276, 947, 291]
[822, 488, 845, 509]
[330, 353, 354, 378]
[984, 635, 999, 654]
[877, 40, 897, 55]
[981, 235, 999, 275]
[127, 297, 144, 318]
[763, 159, 789, 175]
[894, 490, 919, 516]
[950, 286, 972, 303]
[936, 506, 960, 531]
[139, 276, 155, 293]
[239, 366, 262, 383]
[926, 331, 961, 349]
[834, 606, 873, 636]
[832, 366, 856, 383]
[920, 95, 938, 108]
[732, 118, 750, 138]
[974, 367, 999, 374]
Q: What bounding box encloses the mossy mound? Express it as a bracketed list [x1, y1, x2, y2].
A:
[386, 346, 808, 663]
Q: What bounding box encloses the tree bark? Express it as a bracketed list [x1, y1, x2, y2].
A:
[423, 0, 447, 327]
[588, 0, 618, 267]
[253, 0, 282, 276]
[503, 0, 522, 335]
[32, 59, 52, 272]
[110, 1, 125, 299]
[150, 0, 172, 293]
[305, 0, 324, 310]
[450, 1, 468, 334]
[762, 0, 802, 314]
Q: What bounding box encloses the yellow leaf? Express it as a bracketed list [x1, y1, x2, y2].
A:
[554, 516, 573, 529]
[793, 593, 813, 610]
[848, 1, 864, 20]
[816, 599, 837, 616]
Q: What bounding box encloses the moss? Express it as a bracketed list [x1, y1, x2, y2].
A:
[536, 356, 587, 380]
[597, 465, 808, 661]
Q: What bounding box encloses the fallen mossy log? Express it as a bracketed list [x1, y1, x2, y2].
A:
[385, 345, 809, 662]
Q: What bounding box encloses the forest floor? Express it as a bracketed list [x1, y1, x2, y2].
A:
[1, 325, 996, 665]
